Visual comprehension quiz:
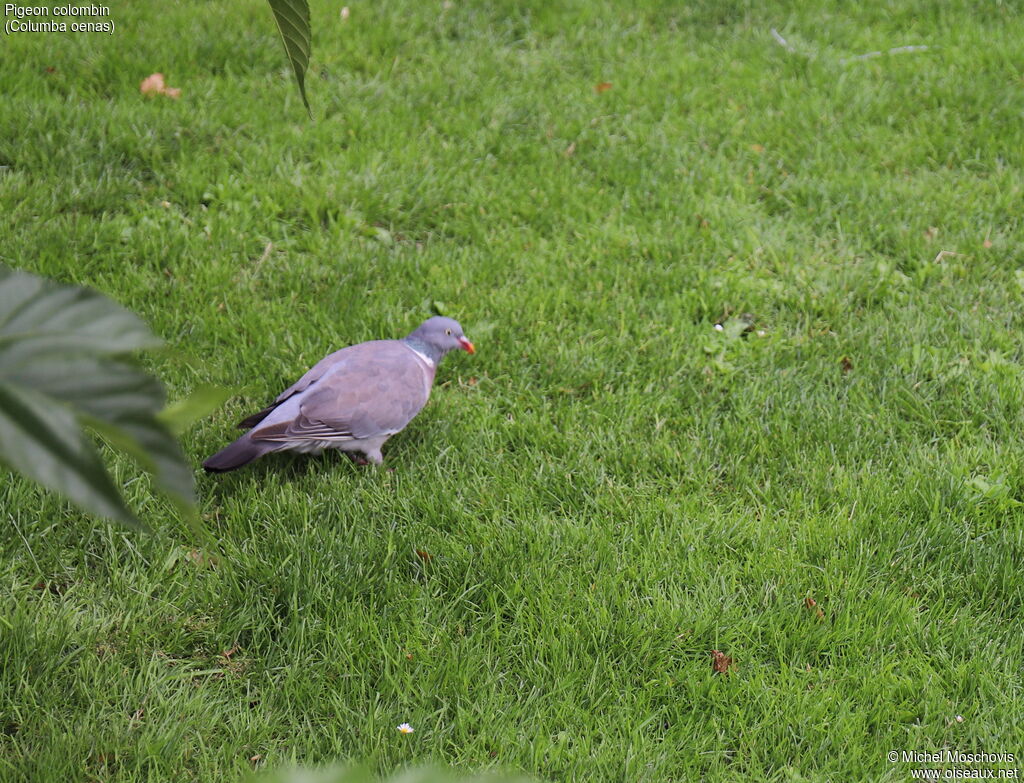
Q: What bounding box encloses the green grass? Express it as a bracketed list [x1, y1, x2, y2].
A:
[2, 0, 1024, 780]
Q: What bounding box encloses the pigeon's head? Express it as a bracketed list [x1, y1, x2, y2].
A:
[406, 316, 475, 357]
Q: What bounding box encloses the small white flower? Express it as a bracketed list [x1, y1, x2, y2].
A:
[397, 723, 414, 734]
[713, 323, 724, 331]
[955, 715, 964, 723]
[340, 6, 350, 19]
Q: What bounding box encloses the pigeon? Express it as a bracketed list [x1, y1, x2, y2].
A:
[203, 316, 474, 472]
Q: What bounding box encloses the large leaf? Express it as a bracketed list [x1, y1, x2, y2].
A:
[267, 0, 312, 115]
[5, 357, 195, 508]
[0, 383, 138, 527]
[0, 270, 159, 363]
[0, 266, 199, 528]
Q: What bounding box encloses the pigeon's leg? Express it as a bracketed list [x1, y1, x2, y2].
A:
[344, 451, 370, 466]
[364, 448, 384, 466]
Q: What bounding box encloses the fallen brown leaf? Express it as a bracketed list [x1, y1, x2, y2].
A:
[595, 81, 613, 93]
[415, 549, 434, 562]
[983, 238, 993, 249]
[840, 356, 853, 374]
[750, 143, 765, 153]
[564, 141, 576, 157]
[219, 644, 240, 661]
[711, 650, 734, 674]
[140, 72, 181, 99]
[185, 548, 219, 568]
[805, 596, 825, 620]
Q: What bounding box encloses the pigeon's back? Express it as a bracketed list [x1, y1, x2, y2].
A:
[250, 340, 436, 444]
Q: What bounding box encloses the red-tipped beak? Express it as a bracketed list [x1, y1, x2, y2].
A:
[458, 336, 475, 354]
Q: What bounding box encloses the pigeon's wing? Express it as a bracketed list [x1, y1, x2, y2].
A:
[237, 340, 389, 429]
[249, 342, 433, 444]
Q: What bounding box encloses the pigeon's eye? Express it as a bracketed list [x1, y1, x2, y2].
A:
[445, 328, 451, 335]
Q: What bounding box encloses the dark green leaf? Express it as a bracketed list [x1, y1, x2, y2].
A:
[0, 267, 160, 365]
[3, 358, 164, 418]
[267, 0, 312, 115]
[0, 383, 139, 528]
[1, 334, 194, 507]
[0, 265, 196, 528]
[86, 414, 195, 510]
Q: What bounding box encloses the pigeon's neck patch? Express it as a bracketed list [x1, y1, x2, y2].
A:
[402, 339, 437, 368]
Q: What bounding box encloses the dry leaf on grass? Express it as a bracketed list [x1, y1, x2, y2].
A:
[711, 650, 734, 674]
[805, 596, 825, 620]
[415, 549, 434, 562]
[185, 548, 220, 568]
[595, 81, 613, 93]
[840, 356, 853, 374]
[140, 72, 181, 99]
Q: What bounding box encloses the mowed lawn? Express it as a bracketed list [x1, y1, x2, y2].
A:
[2, 0, 1023, 780]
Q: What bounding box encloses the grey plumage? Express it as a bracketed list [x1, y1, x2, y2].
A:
[203, 317, 474, 472]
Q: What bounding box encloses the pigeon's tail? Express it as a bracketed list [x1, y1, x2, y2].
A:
[203, 434, 275, 473]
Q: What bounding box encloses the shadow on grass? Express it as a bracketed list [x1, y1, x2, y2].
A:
[197, 435, 424, 504]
